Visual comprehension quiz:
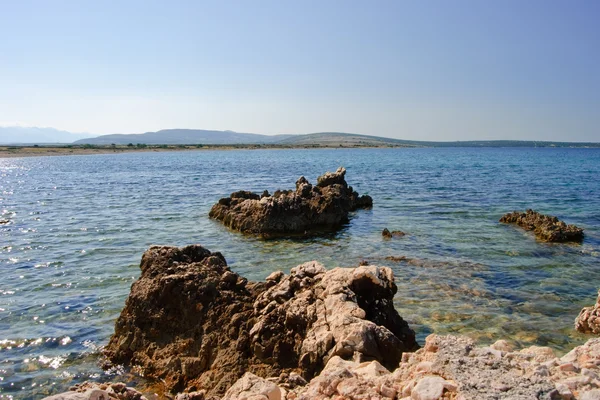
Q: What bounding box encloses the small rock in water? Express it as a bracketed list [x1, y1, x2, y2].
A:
[209, 167, 372, 237]
[499, 209, 583, 242]
[382, 228, 406, 238]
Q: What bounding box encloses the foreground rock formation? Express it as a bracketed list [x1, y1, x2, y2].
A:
[53, 334, 600, 400]
[103, 245, 417, 397]
[208, 167, 372, 237]
[576, 290, 600, 334]
[500, 209, 584, 242]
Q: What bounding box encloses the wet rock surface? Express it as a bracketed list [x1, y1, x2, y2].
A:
[42, 382, 147, 400]
[103, 245, 417, 397]
[576, 290, 600, 334]
[208, 167, 372, 237]
[500, 209, 584, 242]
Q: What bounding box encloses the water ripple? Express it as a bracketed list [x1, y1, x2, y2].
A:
[1, 147, 599, 398]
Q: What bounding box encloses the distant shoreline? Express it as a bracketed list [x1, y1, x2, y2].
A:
[0, 143, 409, 158]
[1, 142, 599, 158]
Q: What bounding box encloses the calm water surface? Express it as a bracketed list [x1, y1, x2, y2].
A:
[1, 148, 599, 398]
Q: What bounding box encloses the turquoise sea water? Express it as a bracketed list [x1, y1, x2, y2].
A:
[1, 147, 599, 398]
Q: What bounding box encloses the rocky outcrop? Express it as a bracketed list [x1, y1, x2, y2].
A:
[576, 290, 600, 334]
[103, 245, 417, 397]
[208, 167, 372, 237]
[500, 209, 584, 242]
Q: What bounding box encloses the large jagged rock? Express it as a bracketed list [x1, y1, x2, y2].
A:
[103, 245, 417, 397]
[576, 290, 600, 334]
[500, 209, 584, 242]
[208, 167, 373, 237]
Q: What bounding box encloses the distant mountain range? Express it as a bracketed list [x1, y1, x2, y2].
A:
[73, 129, 294, 145]
[1, 126, 598, 148]
[0, 126, 94, 144]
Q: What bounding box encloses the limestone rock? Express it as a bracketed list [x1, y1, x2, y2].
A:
[221, 373, 282, 400]
[576, 290, 600, 334]
[209, 167, 373, 237]
[103, 245, 417, 397]
[60, 333, 600, 400]
[42, 382, 147, 400]
[285, 333, 600, 399]
[500, 209, 583, 242]
[411, 375, 446, 400]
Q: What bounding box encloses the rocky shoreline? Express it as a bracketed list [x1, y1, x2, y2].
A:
[43, 243, 600, 400]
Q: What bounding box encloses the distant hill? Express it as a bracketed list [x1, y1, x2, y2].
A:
[273, 132, 600, 148]
[277, 132, 413, 146]
[0, 127, 94, 144]
[4, 126, 599, 148]
[74, 129, 293, 145]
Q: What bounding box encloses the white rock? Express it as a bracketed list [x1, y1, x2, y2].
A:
[42, 389, 114, 400]
[353, 360, 390, 379]
[580, 389, 600, 400]
[222, 372, 282, 400]
[411, 376, 446, 400]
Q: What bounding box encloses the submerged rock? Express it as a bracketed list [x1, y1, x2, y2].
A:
[208, 167, 372, 237]
[103, 245, 417, 397]
[382, 228, 406, 238]
[576, 290, 600, 334]
[500, 209, 584, 242]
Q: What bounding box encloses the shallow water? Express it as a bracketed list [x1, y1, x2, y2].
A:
[1, 147, 599, 398]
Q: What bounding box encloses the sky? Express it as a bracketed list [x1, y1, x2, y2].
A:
[0, 0, 599, 141]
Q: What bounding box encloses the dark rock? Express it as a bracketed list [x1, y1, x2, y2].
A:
[208, 167, 372, 238]
[382, 228, 405, 238]
[104, 245, 417, 397]
[500, 209, 584, 242]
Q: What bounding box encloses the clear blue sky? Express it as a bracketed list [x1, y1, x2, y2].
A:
[1, 0, 598, 141]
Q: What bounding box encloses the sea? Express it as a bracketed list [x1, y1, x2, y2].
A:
[1, 147, 599, 399]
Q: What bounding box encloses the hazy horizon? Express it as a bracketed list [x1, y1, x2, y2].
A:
[1, 1, 599, 142]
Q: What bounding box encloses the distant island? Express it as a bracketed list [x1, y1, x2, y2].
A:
[1, 127, 599, 155]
